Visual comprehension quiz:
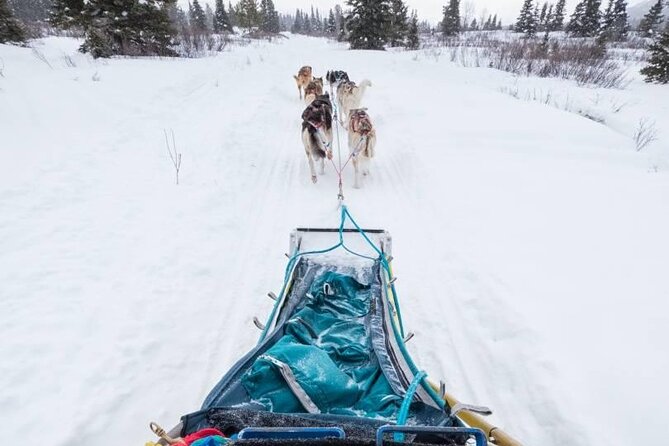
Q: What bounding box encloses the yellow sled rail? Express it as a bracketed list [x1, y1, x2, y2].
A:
[428, 382, 522, 446]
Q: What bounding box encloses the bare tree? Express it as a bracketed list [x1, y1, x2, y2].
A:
[633, 118, 658, 152]
[164, 129, 183, 184]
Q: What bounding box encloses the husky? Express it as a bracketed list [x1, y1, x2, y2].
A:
[348, 108, 376, 189]
[325, 70, 350, 93]
[336, 80, 372, 128]
[293, 66, 313, 100]
[304, 77, 324, 105]
[301, 94, 333, 184]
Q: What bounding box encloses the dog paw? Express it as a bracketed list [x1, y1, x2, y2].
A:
[311, 175, 318, 184]
[326, 150, 333, 160]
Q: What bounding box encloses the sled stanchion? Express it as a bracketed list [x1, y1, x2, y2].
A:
[427, 381, 523, 446]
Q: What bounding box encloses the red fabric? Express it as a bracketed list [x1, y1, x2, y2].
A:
[181, 428, 225, 446]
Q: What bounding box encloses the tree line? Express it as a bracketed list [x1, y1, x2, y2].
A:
[515, 0, 667, 40]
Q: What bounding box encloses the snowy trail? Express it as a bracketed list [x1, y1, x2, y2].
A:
[1, 35, 668, 446]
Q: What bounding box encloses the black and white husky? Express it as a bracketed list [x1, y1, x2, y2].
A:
[301, 94, 333, 184]
[326, 70, 350, 93]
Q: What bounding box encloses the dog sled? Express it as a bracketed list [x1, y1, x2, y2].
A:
[147, 206, 522, 446]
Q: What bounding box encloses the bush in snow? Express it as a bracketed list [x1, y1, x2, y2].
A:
[640, 30, 669, 83]
[0, 0, 25, 44]
[436, 33, 628, 88]
[80, 0, 176, 58]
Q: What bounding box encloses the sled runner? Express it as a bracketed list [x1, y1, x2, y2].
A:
[147, 207, 521, 446]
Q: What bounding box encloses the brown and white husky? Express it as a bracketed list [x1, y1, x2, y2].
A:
[336, 79, 372, 128]
[304, 77, 324, 105]
[348, 108, 376, 189]
[293, 66, 313, 100]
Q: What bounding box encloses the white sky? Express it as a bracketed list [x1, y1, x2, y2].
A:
[185, 1, 650, 26]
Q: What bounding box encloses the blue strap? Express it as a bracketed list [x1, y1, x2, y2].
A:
[394, 370, 428, 441]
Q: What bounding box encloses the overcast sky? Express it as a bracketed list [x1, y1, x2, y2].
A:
[187, 1, 650, 26]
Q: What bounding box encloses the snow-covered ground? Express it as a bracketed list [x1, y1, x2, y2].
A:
[1, 35, 668, 446]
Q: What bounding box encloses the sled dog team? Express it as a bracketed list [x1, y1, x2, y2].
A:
[294, 65, 376, 189]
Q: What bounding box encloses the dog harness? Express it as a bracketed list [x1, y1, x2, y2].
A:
[349, 110, 373, 136]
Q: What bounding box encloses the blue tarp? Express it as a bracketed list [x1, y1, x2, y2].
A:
[241, 271, 402, 418]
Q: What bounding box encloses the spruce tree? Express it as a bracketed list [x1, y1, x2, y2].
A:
[582, 0, 602, 37]
[346, 0, 392, 49]
[80, 0, 176, 58]
[566, 1, 585, 34]
[167, 3, 188, 31]
[602, 0, 614, 30]
[205, 3, 214, 29]
[8, 0, 52, 23]
[539, 2, 548, 30]
[515, 0, 537, 36]
[259, 0, 279, 33]
[405, 9, 419, 49]
[599, 0, 628, 42]
[50, 0, 83, 29]
[567, 0, 602, 37]
[441, 0, 460, 36]
[0, 0, 25, 43]
[326, 9, 336, 35]
[236, 0, 259, 30]
[640, 30, 669, 83]
[388, 0, 408, 46]
[551, 0, 566, 31]
[638, 0, 664, 38]
[544, 5, 554, 32]
[291, 9, 302, 33]
[303, 13, 311, 34]
[190, 0, 207, 31]
[228, 1, 236, 27]
[214, 0, 232, 33]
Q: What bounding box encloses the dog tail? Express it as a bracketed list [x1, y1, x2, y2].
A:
[364, 134, 374, 158]
[308, 129, 327, 159]
[358, 79, 372, 100]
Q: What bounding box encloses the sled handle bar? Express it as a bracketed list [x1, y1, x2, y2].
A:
[376, 424, 487, 446]
[237, 426, 346, 440]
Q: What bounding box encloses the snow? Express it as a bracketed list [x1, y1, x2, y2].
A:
[1, 34, 668, 446]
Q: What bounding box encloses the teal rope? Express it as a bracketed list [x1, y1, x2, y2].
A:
[258, 205, 406, 341]
[394, 370, 428, 442]
[342, 206, 405, 336]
